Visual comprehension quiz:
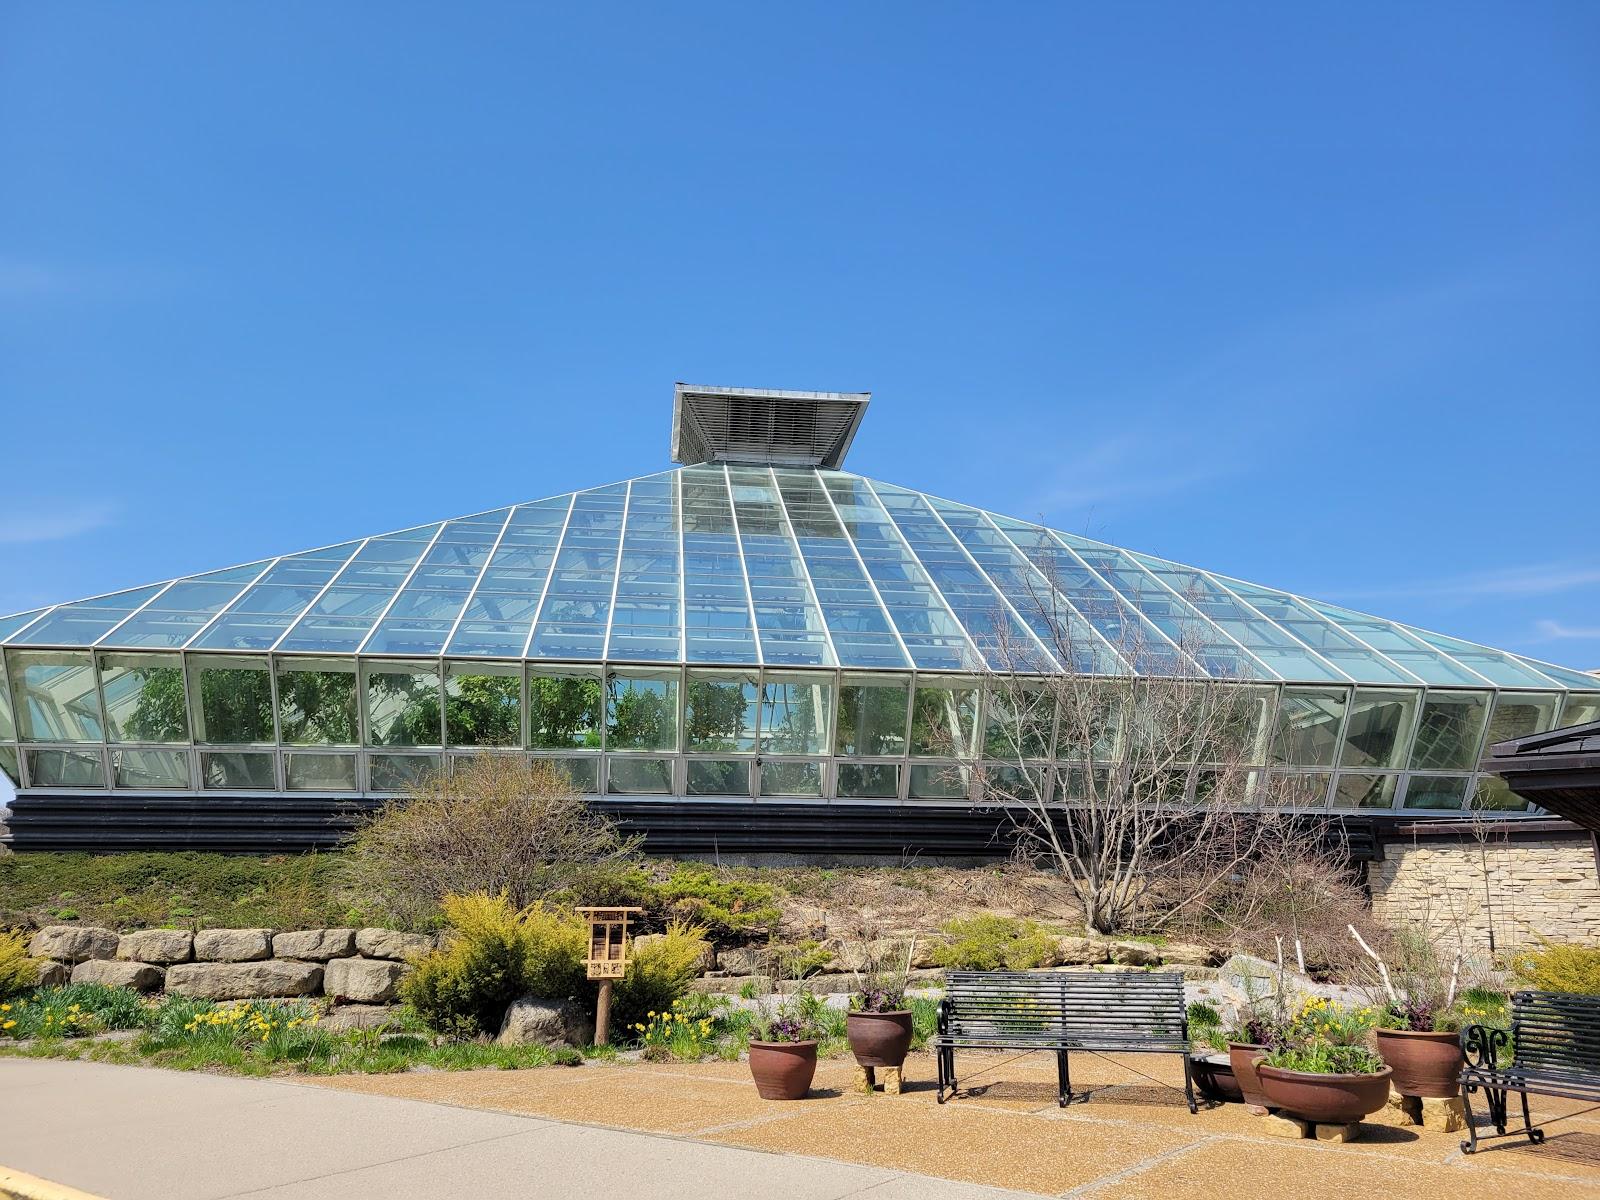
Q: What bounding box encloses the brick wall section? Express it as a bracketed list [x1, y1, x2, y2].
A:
[1370, 833, 1600, 953]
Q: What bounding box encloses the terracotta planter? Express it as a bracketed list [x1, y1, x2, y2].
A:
[1375, 1028, 1464, 1099]
[1191, 1053, 1245, 1104]
[1228, 1043, 1270, 1108]
[1256, 1062, 1393, 1124]
[847, 1010, 914, 1068]
[748, 1040, 819, 1100]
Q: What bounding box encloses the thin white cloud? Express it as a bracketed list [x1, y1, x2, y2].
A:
[0, 502, 118, 545]
[1531, 619, 1600, 643]
[1333, 563, 1600, 603]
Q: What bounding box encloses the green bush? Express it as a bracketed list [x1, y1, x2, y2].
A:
[401, 894, 588, 1038]
[930, 915, 1058, 971]
[0, 930, 40, 1000]
[613, 921, 711, 1033]
[655, 868, 780, 941]
[1512, 941, 1600, 995]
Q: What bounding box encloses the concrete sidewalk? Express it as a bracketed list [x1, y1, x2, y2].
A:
[0, 1058, 1036, 1200]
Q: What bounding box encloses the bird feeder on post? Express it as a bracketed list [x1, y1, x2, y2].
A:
[577, 906, 641, 1046]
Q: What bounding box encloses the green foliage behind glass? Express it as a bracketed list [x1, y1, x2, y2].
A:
[445, 674, 521, 746]
[529, 676, 602, 748]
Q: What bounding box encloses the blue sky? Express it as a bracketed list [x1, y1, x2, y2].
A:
[2, 2, 1596, 670]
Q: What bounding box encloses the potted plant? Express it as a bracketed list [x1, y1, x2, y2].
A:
[1374, 998, 1467, 1099]
[1186, 1002, 1244, 1104]
[1254, 997, 1392, 1124]
[747, 990, 820, 1100]
[846, 938, 916, 1075]
[1223, 974, 1289, 1112]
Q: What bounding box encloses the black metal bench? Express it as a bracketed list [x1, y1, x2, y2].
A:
[1460, 989, 1600, 1153]
[932, 970, 1195, 1112]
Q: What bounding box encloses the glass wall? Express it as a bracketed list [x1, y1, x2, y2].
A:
[909, 678, 979, 758]
[1271, 687, 1348, 766]
[527, 667, 602, 749]
[363, 661, 442, 747]
[276, 658, 358, 745]
[1485, 692, 1560, 748]
[188, 656, 274, 744]
[605, 669, 678, 752]
[684, 670, 757, 752]
[99, 653, 188, 743]
[835, 674, 909, 756]
[760, 672, 832, 754]
[1337, 689, 1418, 770]
[445, 662, 522, 747]
[1409, 690, 1490, 771]
[7, 650, 103, 741]
[112, 747, 190, 789]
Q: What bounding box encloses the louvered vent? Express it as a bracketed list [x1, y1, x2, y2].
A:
[671, 383, 870, 469]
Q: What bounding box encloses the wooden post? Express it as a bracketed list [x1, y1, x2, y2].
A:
[595, 979, 614, 1046]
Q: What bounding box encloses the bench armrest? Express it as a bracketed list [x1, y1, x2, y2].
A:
[1461, 1023, 1509, 1072]
[937, 997, 951, 1037]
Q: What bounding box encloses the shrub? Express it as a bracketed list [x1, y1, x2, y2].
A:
[343, 755, 642, 930]
[613, 921, 710, 1033]
[401, 894, 588, 1038]
[1511, 940, 1600, 995]
[655, 868, 780, 941]
[930, 915, 1058, 971]
[0, 930, 40, 1000]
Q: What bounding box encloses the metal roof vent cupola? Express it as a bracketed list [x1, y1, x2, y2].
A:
[670, 383, 870, 470]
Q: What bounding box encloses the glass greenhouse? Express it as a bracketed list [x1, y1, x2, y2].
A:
[3, 385, 1596, 842]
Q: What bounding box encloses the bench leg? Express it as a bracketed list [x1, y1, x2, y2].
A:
[1460, 1085, 1480, 1154]
[1181, 1052, 1197, 1114]
[1057, 1050, 1072, 1107]
[1519, 1089, 1546, 1146]
[937, 1046, 955, 1104]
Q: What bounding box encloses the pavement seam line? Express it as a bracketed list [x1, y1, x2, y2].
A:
[1054, 1134, 1221, 1199]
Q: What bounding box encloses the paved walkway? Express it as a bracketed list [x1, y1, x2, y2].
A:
[0, 1058, 1030, 1200]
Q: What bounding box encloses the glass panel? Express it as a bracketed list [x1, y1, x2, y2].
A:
[686, 759, 752, 796]
[1337, 688, 1419, 769]
[7, 650, 103, 742]
[606, 756, 672, 794]
[275, 658, 358, 745]
[834, 675, 910, 756]
[0, 744, 19, 786]
[684, 670, 758, 752]
[1560, 694, 1600, 728]
[363, 661, 442, 747]
[444, 662, 522, 747]
[285, 752, 358, 791]
[1270, 687, 1348, 767]
[527, 668, 603, 749]
[605, 669, 679, 752]
[1331, 772, 1397, 809]
[0, 657, 12, 740]
[759, 672, 832, 755]
[200, 751, 277, 790]
[1471, 775, 1531, 813]
[1485, 692, 1561, 748]
[549, 755, 599, 794]
[25, 747, 104, 788]
[368, 752, 440, 792]
[760, 759, 822, 797]
[98, 653, 188, 743]
[113, 747, 191, 789]
[909, 762, 970, 799]
[1403, 774, 1471, 810]
[910, 680, 980, 758]
[0, 608, 49, 641]
[1268, 770, 1332, 807]
[1409, 690, 1490, 771]
[836, 762, 900, 799]
[188, 656, 274, 744]
[983, 684, 1056, 759]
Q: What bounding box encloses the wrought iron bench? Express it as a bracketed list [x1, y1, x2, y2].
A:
[1460, 989, 1600, 1153]
[932, 970, 1195, 1111]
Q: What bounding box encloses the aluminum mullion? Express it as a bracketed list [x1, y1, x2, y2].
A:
[804, 470, 912, 669]
[600, 480, 633, 660]
[440, 508, 516, 655]
[352, 522, 452, 655]
[720, 464, 765, 668]
[0, 608, 55, 642]
[1229, 581, 1425, 686]
[1202, 574, 1355, 684]
[267, 539, 372, 653]
[91, 581, 180, 647]
[674, 470, 688, 665]
[767, 467, 840, 668]
[180, 558, 284, 650]
[1041, 531, 1202, 675]
[519, 492, 578, 660]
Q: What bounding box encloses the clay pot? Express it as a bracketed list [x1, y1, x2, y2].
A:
[1191, 1054, 1245, 1104]
[748, 1040, 819, 1100]
[1375, 1028, 1464, 1099]
[846, 1010, 914, 1068]
[1228, 1043, 1270, 1108]
[1256, 1062, 1394, 1124]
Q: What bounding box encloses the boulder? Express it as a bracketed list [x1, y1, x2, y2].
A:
[1110, 941, 1162, 967]
[497, 996, 590, 1048]
[1158, 942, 1217, 968]
[193, 929, 273, 963]
[29, 926, 119, 964]
[715, 946, 767, 977]
[319, 1004, 403, 1032]
[273, 929, 357, 961]
[355, 928, 435, 961]
[71, 960, 165, 992]
[323, 957, 407, 1004]
[33, 960, 69, 988]
[166, 960, 322, 1000]
[1057, 936, 1111, 965]
[118, 929, 194, 965]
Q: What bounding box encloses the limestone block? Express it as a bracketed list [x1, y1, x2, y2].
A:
[1420, 1095, 1466, 1133]
[318, 1004, 403, 1032]
[118, 929, 194, 964]
[193, 929, 272, 963]
[1313, 1122, 1364, 1143]
[70, 960, 165, 992]
[29, 926, 118, 964]
[1261, 1114, 1311, 1139]
[354, 928, 435, 961]
[166, 960, 322, 1000]
[1056, 937, 1111, 965]
[322, 957, 406, 1004]
[33, 960, 68, 988]
[272, 929, 357, 961]
[1110, 941, 1162, 966]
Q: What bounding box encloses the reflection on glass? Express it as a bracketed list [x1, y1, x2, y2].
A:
[285, 753, 358, 791]
[1471, 775, 1530, 813]
[1409, 691, 1490, 771]
[200, 751, 277, 789]
[607, 756, 672, 794]
[25, 747, 103, 787]
[113, 748, 191, 789]
[1404, 775, 1471, 810]
[7, 650, 103, 742]
[528, 669, 602, 749]
[98, 653, 188, 743]
[759, 673, 832, 755]
[909, 763, 969, 799]
[1561, 695, 1600, 728]
[605, 670, 679, 752]
[685, 671, 758, 752]
[1269, 770, 1332, 807]
[1331, 772, 1397, 809]
[0, 744, 19, 786]
[910, 680, 979, 757]
[1486, 692, 1560, 748]
[836, 762, 900, 799]
[686, 759, 751, 796]
[0, 658, 13, 740]
[364, 662, 442, 747]
[276, 659, 358, 745]
[548, 755, 599, 794]
[368, 753, 440, 792]
[760, 760, 822, 797]
[1196, 685, 1274, 765]
[189, 656, 274, 744]
[835, 675, 910, 757]
[983, 685, 1056, 759]
[445, 663, 522, 747]
[1271, 688, 1348, 767]
[1338, 689, 1418, 770]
